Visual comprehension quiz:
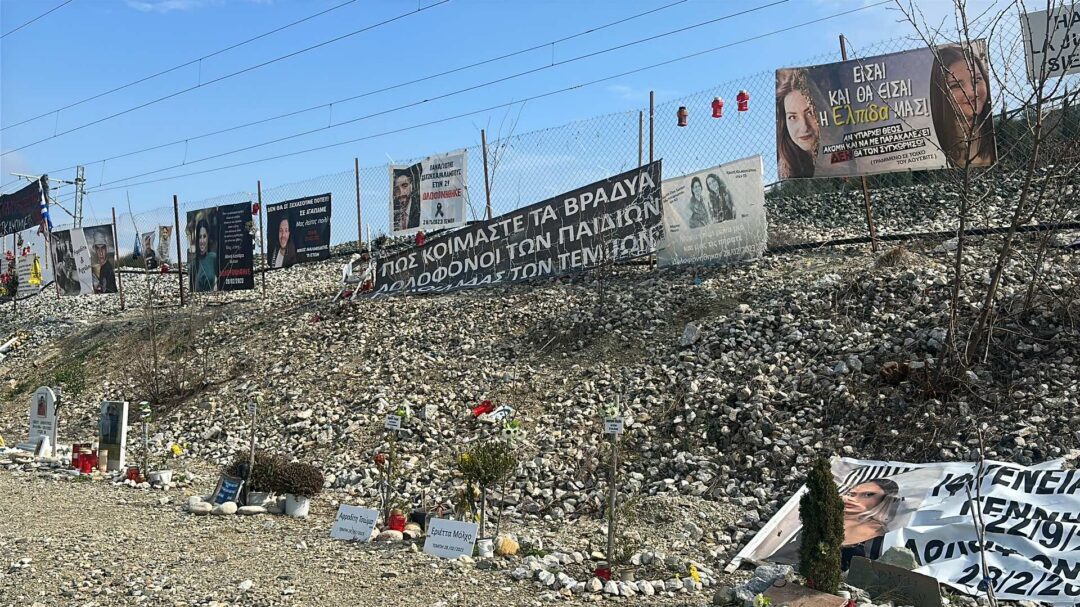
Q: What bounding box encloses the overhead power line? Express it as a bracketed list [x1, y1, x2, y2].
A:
[1, 0, 695, 185]
[84, 0, 790, 189]
[0, 0, 448, 156]
[1, 0, 359, 131]
[83, 0, 890, 194]
[1, 0, 75, 39]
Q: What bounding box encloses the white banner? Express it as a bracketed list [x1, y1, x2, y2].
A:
[1022, 4, 1080, 82]
[734, 457, 1079, 603]
[389, 149, 468, 235]
[657, 156, 767, 267]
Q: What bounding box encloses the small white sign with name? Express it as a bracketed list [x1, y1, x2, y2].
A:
[604, 418, 624, 435]
[330, 504, 379, 542]
[248, 402, 257, 416]
[423, 517, 479, 559]
[384, 414, 402, 431]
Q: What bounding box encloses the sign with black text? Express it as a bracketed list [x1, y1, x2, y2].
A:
[389, 149, 468, 235]
[185, 202, 255, 292]
[266, 193, 331, 270]
[330, 505, 378, 542]
[734, 457, 1080, 603]
[424, 518, 479, 559]
[1022, 4, 1080, 81]
[51, 224, 118, 296]
[373, 162, 663, 296]
[776, 41, 996, 179]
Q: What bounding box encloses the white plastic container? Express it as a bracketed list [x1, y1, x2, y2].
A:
[285, 494, 310, 518]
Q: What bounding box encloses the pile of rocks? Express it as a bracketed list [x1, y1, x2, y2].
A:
[185, 495, 269, 517]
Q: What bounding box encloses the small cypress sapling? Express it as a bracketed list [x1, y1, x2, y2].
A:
[798, 457, 844, 593]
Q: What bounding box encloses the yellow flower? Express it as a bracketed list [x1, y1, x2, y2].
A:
[689, 564, 701, 584]
[170, 443, 184, 457]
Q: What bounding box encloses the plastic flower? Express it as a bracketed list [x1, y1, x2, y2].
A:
[374, 453, 387, 467]
[689, 564, 701, 584]
[169, 443, 184, 457]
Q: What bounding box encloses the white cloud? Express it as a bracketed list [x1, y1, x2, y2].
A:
[606, 84, 678, 102]
[125, 0, 209, 13]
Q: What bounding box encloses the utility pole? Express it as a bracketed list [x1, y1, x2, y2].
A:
[73, 166, 85, 228]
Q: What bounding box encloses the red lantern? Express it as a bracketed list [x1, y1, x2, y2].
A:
[415, 231, 426, 247]
[374, 453, 387, 467]
[251, 202, 261, 215]
[711, 97, 724, 118]
[736, 90, 750, 112]
[160, 262, 170, 274]
[388, 510, 406, 532]
[676, 106, 688, 127]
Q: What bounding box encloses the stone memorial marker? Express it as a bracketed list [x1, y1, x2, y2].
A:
[847, 557, 942, 607]
[330, 505, 379, 542]
[423, 517, 478, 559]
[19, 386, 57, 455]
[98, 401, 129, 472]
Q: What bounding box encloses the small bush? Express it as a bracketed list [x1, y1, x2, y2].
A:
[457, 440, 517, 488]
[274, 462, 324, 498]
[798, 458, 844, 593]
[225, 451, 288, 493]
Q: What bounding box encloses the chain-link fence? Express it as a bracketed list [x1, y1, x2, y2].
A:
[9, 9, 1080, 299]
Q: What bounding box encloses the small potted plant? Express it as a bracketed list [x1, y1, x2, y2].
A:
[226, 451, 287, 507]
[147, 442, 184, 486]
[275, 461, 324, 518]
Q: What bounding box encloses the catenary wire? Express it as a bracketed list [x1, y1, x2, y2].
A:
[87, 0, 792, 188]
[84, 0, 889, 194]
[0, 0, 75, 39]
[2, 0, 697, 186]
[0, 1, 448, 156]
[1, 0, 359, 131]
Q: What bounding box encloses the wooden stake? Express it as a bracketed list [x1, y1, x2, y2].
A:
[258, 181, 266, 297]
[839, 34, 879, 253]
[355, 158, 364, 249]
[173, 195, 184, 307]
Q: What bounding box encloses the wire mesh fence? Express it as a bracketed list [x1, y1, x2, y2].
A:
[8, 10, 1080, 301]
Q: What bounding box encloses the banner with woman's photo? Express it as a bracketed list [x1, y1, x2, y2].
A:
[266, 193, 331, 270]
[657, 156, 767, 267]
[185, 203, 254, 293]
[733, 457, 1080, 604]
[776, 41, 996, 179]
[389, 149, 468, 236]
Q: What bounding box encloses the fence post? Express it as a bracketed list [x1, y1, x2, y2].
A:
[355, 157, 364, 250]
[649, 91, 655, 165]
[839, 34, 879, 253]
[638, 111, 644, 169]
[173, 195, 184, 307]
[258, 181, 266, 298]
[481, 129, 493, 221]
[111, 207, 125, 310]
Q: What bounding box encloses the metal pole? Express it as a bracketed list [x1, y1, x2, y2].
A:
[172, 195, 184, 307]
[111, 207, 124, 310]
[606, 395, 619, 573]
[649, 91, 655, 165]
[247, 398, 258, 503]
[638, 111, 644, 169]
[839, 34, 879, 253]
[355, 158, 364, 250]
[481, 129, 493, 221]
[258, 181, 266, 297]
[11, 234, 16, 312]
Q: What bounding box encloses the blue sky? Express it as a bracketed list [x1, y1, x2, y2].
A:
[1, 0, 1004, 224]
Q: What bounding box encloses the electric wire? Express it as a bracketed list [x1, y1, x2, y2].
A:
[0, 0, 75, 39]
[1, 0, 359, 131]
[0, 1, 448, 156]
[3, 0, 696, 184]
[84, 0, 889, 194]
[85, 0, 790, 188]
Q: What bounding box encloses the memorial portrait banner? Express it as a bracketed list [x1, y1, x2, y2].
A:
[185, 202, 254, 293]
[735, 457, 1080, 604]
[776, 41, 996, 179]
[657, 156, 768, 267]
[389, 149, 468, 235]
[373, 161, 663, 297]
[266, 193, 331, 270]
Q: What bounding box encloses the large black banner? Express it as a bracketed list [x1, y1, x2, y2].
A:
[372, 161, 663, 296]
[185, 202, 254, 292]
[0, 180, 43, 236]
[266, 193, 331, 270]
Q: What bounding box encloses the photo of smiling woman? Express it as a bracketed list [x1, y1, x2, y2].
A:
[776, 68, 821, 179]
[930, 43, 996, 168]
[187, 213, 219, 293]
